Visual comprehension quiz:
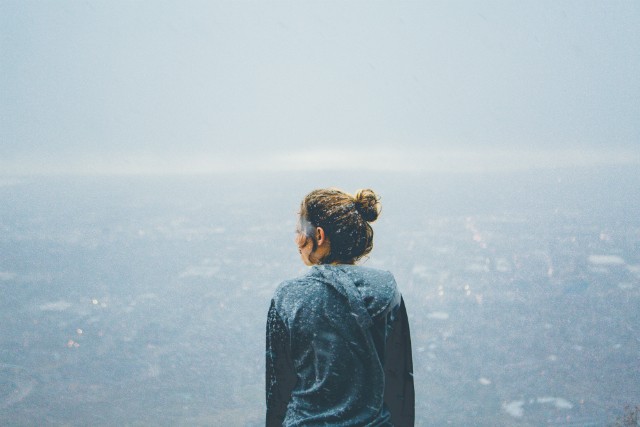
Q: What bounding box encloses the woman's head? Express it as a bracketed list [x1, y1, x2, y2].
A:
[296, 188, 381, 265]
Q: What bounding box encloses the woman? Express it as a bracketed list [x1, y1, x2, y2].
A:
[266, 188, 414, 426]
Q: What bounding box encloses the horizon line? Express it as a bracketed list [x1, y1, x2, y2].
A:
[1, 148, 638, 177]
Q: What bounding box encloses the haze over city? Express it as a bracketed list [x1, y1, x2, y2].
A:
[1, 1, 638, 175]
[1, 2, 640, 425]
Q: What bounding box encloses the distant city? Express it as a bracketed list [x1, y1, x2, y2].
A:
[1, 167, 638, 426]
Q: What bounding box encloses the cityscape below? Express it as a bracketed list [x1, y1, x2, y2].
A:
[1, 166, 639, 426]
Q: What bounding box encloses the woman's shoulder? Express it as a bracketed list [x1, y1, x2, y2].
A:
[273, 271, 327, 302]
[272, 270, 341, 322]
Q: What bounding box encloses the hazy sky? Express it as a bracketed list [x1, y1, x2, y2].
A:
[1, 1, 639, 174]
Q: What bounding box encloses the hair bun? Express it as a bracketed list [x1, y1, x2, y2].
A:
[354, 189, 380, 222]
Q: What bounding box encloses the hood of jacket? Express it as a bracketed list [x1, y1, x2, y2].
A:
[309, 264, 401, 329]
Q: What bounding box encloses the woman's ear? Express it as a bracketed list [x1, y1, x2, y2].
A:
[316, 227, 327, 246]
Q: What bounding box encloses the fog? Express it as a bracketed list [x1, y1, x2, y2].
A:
[1, 2, 640, 426]
[1, 1, 639, 174]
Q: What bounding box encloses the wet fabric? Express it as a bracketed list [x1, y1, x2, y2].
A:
[266, 265, 414, 426]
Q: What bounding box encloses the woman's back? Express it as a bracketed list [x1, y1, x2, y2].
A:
[266, 265, 414, 426]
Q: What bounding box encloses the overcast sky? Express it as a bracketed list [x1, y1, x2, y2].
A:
[1, 0, 639, 174]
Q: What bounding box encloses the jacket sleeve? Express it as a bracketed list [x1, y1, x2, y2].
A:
[384, 297, 415, 427]
[266, 300, 296, 427]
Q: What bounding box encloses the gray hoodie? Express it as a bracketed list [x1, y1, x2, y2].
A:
[266, 265, 414, 426]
